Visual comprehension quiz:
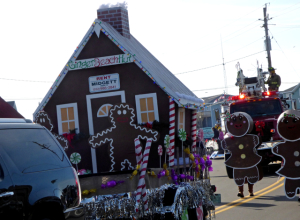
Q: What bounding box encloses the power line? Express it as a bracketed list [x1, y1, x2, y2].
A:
[195, 4, 264, 43]
[272, 2, 300, 18]
[188, 19, 260, 55]
[268, 30, 300, 78]
[4, 98, 43, 100]
[192, 82, 298, 92]
[0, 78, 53, 83]
[175, 51, 265, 75]
[225, 50, 265, 65]
[175, 63, 223, 75]
[227, 37, 264, 55]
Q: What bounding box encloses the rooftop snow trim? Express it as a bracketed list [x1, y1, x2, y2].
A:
[98, 1, 128, 9]
[175, 92, 204, 105]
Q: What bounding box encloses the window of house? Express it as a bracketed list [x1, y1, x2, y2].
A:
[289, 93, 292, 100]
[135, 93, 159, 123]
[178, 108, 185, 129]
[56, 103, 79, 135]
[97, 104, 113, 117]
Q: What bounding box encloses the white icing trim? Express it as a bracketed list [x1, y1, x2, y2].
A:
[284, 178, 300, 199]
[271, 142, 300, 180]
[86, 91, 126, 174]
[225, 112, 251, 137]
[35, 112, 54, 132]
[121, 159, 134, 170]
[233, 166, 260, 186]
[52, 132, 69, 151]
[223, 134, 262, 169]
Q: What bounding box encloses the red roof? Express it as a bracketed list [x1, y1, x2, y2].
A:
[0, 97, 24, 118]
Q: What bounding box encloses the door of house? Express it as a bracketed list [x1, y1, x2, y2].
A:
[86, 91, 126, 173]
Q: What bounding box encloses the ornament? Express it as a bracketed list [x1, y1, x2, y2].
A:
[178, 128, 187, 141]
[164, 135, 170, 148]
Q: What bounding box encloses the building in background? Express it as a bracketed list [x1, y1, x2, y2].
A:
[0, 97, 23, 118]
[197, 94, 233, 138]
[281, 83, 300, 110]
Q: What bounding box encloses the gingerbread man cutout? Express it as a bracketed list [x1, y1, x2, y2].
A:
[221, 112, 262, 186]
[272, 110, 300, 199]
[89, 103, 160, 172]
[35, 111, 69, 151]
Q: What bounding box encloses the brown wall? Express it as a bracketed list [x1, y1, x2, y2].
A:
[43, 31, 194, 173]
[44, 31, 171, 172]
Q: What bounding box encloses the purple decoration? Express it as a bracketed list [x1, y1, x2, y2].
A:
[206, 160, 212, 166]
[157, 170, 166, 179]
[208, 167, 213, 172]
[101, 179, 125, 189]
[187, 175, 194, 180]
[179, 174, 186, 179]
[171, 169, 179, 185]
[107, 181, 117, 187]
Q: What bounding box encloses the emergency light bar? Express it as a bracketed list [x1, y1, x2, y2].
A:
[262, 91, 278, 97]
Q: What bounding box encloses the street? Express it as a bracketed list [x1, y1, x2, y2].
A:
[210, 158, 300, 220]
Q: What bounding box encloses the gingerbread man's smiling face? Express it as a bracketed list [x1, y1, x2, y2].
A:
[278, 110, 300, 141]
[225, 112, 253, 137]
[35, 111, 53, 131]
[110, 104, 134, 124]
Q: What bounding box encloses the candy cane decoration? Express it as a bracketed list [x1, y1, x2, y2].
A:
[135, 139, 152, 212]
[192, 110, 197, 153]
[135, 138, 143, 166]
[169, 98, 175, 167]
[158, 145, 163, 168]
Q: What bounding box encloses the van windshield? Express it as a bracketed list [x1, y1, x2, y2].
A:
[230, 99, 282, 118]
[0, 128, 69, 173]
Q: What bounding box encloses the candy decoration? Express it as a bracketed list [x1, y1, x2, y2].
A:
[70, 152, 81, 172]
[167, 147, 172, 156]
[70, 152, 81, 164]
[135, 138, 143, 166]
[164, 135, 170, 148]
[178, 128, 187, 141]
[136, 139, 152, 212]
[198, 128, 204, 141]
[158, 145, 163, 156]
[169, 98, 175, 167]
[158, 145, 163, 168]
[192, 110, 197, 153]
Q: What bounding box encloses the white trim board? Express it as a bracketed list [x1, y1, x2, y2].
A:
[56, 103, 80, 135]
[135, 93, 159, 124]
[86, 91, 126, 173]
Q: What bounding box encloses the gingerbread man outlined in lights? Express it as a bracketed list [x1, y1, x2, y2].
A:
[89, 103, 160, 172]
[272, 110, 300, 199]
[221, 112, 263, 196]
[35, 111, 69, 151]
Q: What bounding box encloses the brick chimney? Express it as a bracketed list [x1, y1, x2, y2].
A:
[97, 7, 130, 39]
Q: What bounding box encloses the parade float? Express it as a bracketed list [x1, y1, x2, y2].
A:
[33, 4, 217, 220]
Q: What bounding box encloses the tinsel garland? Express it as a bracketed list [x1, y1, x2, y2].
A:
[80, 180, 216, 220]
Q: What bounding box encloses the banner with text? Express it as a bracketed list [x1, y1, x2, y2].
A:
[68, 54, 133, 70]
[89, 73, 120, 93]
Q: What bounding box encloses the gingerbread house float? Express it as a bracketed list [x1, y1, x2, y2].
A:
[33, 5, 204, 176]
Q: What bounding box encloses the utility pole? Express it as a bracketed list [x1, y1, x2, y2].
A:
[262, 3, 272, 68]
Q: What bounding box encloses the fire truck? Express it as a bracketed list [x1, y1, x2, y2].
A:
[224, 62, 287, 177]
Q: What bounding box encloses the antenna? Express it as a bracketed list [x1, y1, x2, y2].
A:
[220, 35, 228, 94]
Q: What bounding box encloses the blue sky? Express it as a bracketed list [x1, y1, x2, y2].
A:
[0, 0, 299, 119]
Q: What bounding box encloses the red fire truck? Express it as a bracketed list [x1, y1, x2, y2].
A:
[224, 63, 287, 177]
